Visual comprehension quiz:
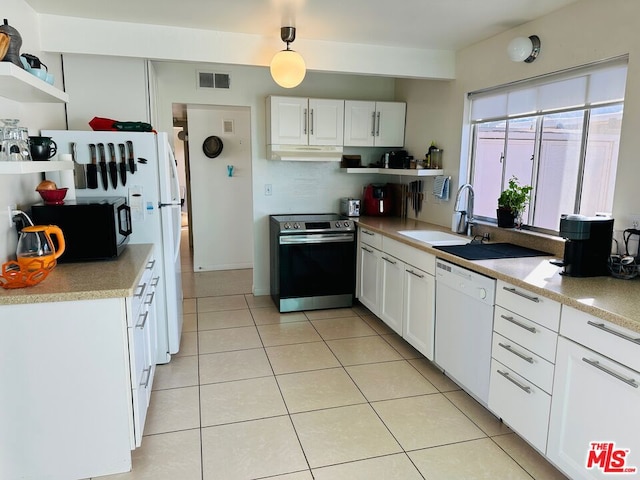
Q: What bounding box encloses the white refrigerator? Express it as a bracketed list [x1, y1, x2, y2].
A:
[42, 130, 183, 364]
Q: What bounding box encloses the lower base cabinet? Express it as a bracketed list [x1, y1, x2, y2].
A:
[403, 265, 435, 360]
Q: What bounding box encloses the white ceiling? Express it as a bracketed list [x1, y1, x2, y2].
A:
[25, 0, 578, 51]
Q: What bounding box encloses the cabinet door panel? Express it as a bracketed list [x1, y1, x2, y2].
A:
[403, 267, 435, 360]
[269, 97, 308, 145]
[380, 254, 404, 335]
[344, 100, 375, 146]
[359, 244, 381, 315]
[309, 98, 344, 145]
[375, 101, 406, 147]
[547, 337, 640, 479]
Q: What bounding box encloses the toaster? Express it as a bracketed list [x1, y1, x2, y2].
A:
[340, 198, 360, 217]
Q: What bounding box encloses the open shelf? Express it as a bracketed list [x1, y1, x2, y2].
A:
[0, 62, 69, 103]
[0, 160, 73, 175]
[342, 167, 445, 176]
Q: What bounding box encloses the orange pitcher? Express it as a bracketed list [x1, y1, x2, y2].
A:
[16, 225, 66, 272]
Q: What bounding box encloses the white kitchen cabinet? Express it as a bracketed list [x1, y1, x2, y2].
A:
[356, 227, 436, 357]
[547, 307, 640, 480]
[402, 265, 436, 360]
[344, 100, 406, 147]
[266, 96, 344, 146]
[0, 248, 158, 480]
[488, 281, 560, 454]
[358, 228, 383, 315]
[380, 252, 404, 335]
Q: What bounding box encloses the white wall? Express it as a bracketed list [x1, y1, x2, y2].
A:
[397, 0, 640, 231]
[153, 61, 391, 294]
[0, 0, 66, 262]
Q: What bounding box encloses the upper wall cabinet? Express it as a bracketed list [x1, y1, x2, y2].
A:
[266, 96, 344, 146]
[344, 101, 406, 148]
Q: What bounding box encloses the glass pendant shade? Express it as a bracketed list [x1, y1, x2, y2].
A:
[270, 49, 306, 88]
[507, 35, 541, 63]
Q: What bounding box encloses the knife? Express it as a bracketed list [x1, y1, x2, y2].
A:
[86, 143, 98, 189]
[126, 140, 136, 173]
[118, 143, 127, 186]
[107, 142, 118, 188]
[71, 142, 86, 189]
[97, 142, 109, 190]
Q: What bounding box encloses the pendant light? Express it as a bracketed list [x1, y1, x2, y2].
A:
[270, 26, 306, 88]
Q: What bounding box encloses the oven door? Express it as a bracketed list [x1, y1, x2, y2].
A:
[278, 233, 355, 299]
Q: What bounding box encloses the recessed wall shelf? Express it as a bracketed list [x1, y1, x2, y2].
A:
[0, 63, 69, 103]
[342, 167, 444, 177]
[0, 161, 73, 175]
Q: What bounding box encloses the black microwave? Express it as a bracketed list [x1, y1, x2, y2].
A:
[31, 196, 132, 262]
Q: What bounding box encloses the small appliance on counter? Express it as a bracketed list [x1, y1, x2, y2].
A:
[340, 198, 360, 217]
[553, 214, 614, 277]
[30, 196, 131, 263]
[384, 150, 410, 169]
[362, 184, 393, 216]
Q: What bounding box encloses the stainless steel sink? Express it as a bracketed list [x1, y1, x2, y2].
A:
[398, 230, 470, 246]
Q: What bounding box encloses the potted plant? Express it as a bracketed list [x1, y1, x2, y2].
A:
[497, 176, 532, 228]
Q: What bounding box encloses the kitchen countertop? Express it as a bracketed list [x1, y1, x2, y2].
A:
[0, 244, 154, 305]
[356, 216, 640, 335]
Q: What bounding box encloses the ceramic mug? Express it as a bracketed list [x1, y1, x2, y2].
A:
[29, 136, 57, 161]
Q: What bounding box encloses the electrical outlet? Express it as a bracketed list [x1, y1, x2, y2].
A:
[7, 204, 16, 227]
[264, 184, 272, 196]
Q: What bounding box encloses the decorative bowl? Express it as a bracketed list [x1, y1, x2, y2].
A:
[0, 259, 54, 289]
[37, 187, 68, 205]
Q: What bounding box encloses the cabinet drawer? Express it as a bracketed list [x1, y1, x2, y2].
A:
[131, 375, 151, 447]
[359, 227, 382, 250]
[494, 306, 558, 363]
[128, 310, 151, 389]
[489, 359, 551, 454]
[560, 306, 640, 372]
[129, 257, 156, 327]
[496, 280, 560, 332]
[492, 333, 555, 394]
[383, 237, 435, 275]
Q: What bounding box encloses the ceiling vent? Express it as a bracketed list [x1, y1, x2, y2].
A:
[198, 71, 231, 89]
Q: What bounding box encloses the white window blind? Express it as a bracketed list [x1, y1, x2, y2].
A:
[469, 56, 628, 121]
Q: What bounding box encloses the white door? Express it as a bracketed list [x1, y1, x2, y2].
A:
[380, 254, 404, 335]
[308, 98, 344, 146]
[344, 100, 376, 146]
[403, 267, 435, 360]
[187, 105, 253, 271]
[269, 96, 308, 145]
[358, 244, 381, 315]
[376, 101, 406, 147]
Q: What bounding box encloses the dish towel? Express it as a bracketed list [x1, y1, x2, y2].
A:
[433, 175, 450, 200]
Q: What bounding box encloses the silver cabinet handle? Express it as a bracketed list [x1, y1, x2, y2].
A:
[151, 276, 160, 287]
[146, 259, 156, 270]
[501, 314, 536, 333]
[382, 256, 397, 265]
[310, 108, 314, 135]
[498, 342, 534, 364]
[376, 111, 381, 136]
[134, 282, 146, 298]
[145, 291, 155, 306]
[361, 230, 375, 236]
[582, 358, 638, 388]
[371, 111, 376, 136]
[361, 246, 374, 254]
[503, 286, 540, 303]
[303, 108, 308, 135]
[587, 321, 640, 345]
[497, 369, 531, 394]
[136, 310, 149, 329]
[406, 269, 424, 279]
[140, 367, 152, 388]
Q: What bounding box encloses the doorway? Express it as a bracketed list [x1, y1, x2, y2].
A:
[175, 104, 253, 272]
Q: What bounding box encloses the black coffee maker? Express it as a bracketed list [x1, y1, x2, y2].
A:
[555, 214, 614, 277]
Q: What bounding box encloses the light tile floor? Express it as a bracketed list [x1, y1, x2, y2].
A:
[100, 231, 568, 480]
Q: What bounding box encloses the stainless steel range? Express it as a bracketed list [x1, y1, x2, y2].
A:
[270, 214, 356, 313]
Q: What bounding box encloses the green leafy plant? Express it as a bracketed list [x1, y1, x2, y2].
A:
[497, 176, 532, 216]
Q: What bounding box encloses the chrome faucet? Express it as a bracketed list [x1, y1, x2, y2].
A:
[453, 183, 475, 236]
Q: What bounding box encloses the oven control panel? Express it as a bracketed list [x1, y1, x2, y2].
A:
[272, 214, 355, 233]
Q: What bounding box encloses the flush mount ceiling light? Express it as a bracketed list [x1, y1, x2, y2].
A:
[507, 35, 541, 63]
[270, 26, 306, 88]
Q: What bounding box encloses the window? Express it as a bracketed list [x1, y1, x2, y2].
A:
[469, 57, 627, 233]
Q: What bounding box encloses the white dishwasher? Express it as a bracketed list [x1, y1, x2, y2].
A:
[435, 259, 496, 405]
